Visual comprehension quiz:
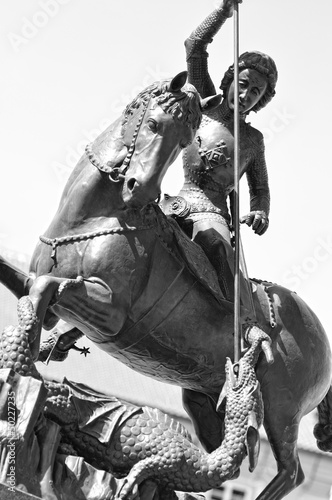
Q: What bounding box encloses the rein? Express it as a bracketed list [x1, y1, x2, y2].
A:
[85, 96, 151, 182]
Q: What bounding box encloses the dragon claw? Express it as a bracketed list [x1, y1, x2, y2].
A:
[244, 324, 274, 365]
[117, 478, 140, 500]
[261, 339, 274, 364]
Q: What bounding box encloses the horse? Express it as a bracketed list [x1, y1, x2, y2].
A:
[0, 71, 331, 500]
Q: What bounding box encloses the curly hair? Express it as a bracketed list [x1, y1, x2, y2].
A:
[220, 51, 278, 113]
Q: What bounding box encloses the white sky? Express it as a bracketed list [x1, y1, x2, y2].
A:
[1, 0, 332, 344]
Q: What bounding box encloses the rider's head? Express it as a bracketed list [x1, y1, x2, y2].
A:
[220, 51, 278, 113]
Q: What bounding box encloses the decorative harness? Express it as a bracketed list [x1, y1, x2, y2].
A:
[85, 95, 152, 182]
[39, 223, 154, 268]
[40, 96, 152, 266]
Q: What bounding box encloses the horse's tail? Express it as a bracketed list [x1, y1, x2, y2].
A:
[314, 385, 332, 452]
[0, 254, 32, 298]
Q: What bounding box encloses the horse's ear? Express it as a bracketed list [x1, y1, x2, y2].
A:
[169, 71, 188, 92]
[200, 94, 222, 112]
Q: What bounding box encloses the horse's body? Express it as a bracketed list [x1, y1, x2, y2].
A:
[0, 74, 331, 500]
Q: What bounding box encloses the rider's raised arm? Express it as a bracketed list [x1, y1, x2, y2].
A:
[185, 1, 235, 98]
[244, 130, 271, 235]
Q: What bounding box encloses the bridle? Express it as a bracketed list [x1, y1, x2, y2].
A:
[85, 95, 151, 182]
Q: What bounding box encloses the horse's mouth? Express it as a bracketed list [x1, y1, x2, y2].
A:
[122, 180, 142, 207]
[122, 178, 159, 208]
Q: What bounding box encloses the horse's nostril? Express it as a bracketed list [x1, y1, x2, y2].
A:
[127, 178, 136, 192]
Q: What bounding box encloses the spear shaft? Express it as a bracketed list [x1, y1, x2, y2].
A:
[233, 1, 241, 363]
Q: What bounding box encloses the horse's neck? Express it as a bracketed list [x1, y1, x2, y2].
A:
[90, 116, 128, 170]
[54, 117, 129, 224]
[49, 159, 125, 237]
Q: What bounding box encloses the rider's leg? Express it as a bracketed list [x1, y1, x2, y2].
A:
[192, 219, 235, 302]
[192, 218, 272, 347]
[192, 219, 255, 320]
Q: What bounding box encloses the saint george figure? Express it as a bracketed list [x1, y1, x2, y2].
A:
[165, 0, 278, 322]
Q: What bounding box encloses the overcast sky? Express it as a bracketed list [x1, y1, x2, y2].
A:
[1, 0, 332, 344]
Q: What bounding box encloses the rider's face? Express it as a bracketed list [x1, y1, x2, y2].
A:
[227, 68, 267, 114]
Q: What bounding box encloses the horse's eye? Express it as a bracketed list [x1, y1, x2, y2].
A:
[147, 119, 158, 133]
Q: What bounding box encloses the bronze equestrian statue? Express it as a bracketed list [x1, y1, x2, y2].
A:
[0, 35, 331, 500]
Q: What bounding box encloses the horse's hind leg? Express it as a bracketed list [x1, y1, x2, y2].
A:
[256, 409, 305, 500]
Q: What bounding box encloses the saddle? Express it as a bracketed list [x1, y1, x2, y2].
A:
[154, 204, 233, 310]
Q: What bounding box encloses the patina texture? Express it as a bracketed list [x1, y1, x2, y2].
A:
[0, 68, 330, 500]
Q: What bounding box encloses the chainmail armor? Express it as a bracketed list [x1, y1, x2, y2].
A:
[185, 8, 229, 98]
[182, 5, 270, 222]
[245, 128, 270, 216]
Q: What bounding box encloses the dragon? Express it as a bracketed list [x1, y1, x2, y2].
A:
[0, 295, 269, 499]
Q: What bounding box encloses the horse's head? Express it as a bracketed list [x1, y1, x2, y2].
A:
[120, 71, 221, 207]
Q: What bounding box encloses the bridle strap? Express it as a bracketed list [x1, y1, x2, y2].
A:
[39, 218, 154, 268]
[85, 96, 151, 182]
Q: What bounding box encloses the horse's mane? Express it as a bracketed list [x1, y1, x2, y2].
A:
[123, 79, 202, 130]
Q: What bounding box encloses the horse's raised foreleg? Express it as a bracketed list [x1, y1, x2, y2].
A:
[20, 274, 70, 361]
[0, 254, 33, 298]
[26, 273, 128, 361]
[255, 408, 304, 500]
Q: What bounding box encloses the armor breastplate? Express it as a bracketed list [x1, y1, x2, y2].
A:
[184, 112, 253, 192]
